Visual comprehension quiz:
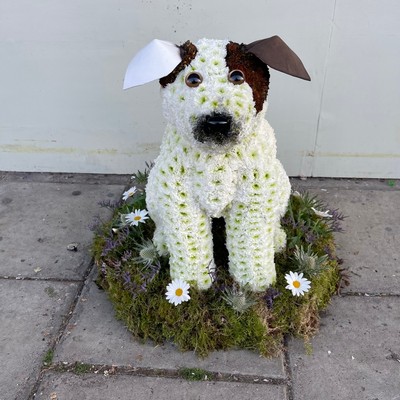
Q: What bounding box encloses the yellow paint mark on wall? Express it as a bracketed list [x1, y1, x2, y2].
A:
[0, 143, 160, 156]
[1, 144, 77, 154]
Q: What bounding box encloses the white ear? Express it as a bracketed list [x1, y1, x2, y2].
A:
[123, 39, 182, 89]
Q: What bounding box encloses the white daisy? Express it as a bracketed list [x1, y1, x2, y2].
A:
[285, 271, 311, 296]
[123, 209, 149, 226]
[311, 207, 333, 218]
[165, 279, 190, 306]
[122, 187, 137, 201]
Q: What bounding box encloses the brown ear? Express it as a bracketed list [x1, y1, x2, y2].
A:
[245, 36, 311, 81]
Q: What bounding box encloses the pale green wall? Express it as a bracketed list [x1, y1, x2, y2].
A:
[1, 0, 399, 177]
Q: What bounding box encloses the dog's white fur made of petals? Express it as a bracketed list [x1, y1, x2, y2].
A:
[125, 38, 295, 291]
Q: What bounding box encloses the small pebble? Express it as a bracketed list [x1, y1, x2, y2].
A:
[67, 243, 78, 251]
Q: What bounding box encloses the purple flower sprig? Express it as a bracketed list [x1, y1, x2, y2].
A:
[262, 288, 281, 310]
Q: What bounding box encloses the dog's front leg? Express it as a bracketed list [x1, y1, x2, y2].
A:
[225, 200, 277, 291]
[225, 171, 282, 291]
[225, 202, 276, 291]
[165, 202, 215, 290]
[147, 174, 215, 290]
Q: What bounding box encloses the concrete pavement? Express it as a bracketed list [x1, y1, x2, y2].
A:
[1, 172, 399, 400]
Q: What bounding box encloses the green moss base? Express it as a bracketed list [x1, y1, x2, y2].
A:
[92, 175, 343, 357]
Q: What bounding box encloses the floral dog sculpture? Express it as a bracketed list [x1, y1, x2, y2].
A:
[124, 36, 310, 291]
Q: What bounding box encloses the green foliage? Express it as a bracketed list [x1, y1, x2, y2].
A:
[387, 179, 396, 188]
[179, 368, 210, 381]
[92, 171, 343, 357]
[131, 162, 153, 188]
[221, 285, 257, 314]
[291, 245, 329, 277]
[73, 362, 92, 375]
[42, 349, 54, 366]
[284, 192, 328, 249]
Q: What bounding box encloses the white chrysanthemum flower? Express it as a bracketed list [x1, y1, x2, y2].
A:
[123, 209, 149, 226]
[285, 271, 311, 296]
[311, 207, 333, 218]
[122, 187, 137, 201]
[165, 279, 190, 306]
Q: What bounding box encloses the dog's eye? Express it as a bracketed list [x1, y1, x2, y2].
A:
[185, 72, 203, 87]
[228, 70, 245, 85]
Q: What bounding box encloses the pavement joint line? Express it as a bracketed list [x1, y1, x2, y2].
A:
[340, 291, 400, 297]
[41, 362, 289, 386]
[293, 186, 399, 192]
[0, 275, 84, 283]
[0, 171, 130, 185]
[7, 276, 396, 296]
[1, 171, 397, 190]
[282, 335, 294, 400]
[291, 178, 399, 191]
[27, 261, 96, 400]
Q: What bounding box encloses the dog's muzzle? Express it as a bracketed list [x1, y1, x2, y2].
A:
[194, 112, 239, 145]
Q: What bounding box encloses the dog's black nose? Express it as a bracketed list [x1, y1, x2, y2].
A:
[194, 113, 238, 145]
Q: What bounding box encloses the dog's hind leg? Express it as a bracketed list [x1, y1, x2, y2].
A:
[272, 160, 291, 252]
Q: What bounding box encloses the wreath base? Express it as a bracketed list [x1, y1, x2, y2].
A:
[92, 173, 343, 357]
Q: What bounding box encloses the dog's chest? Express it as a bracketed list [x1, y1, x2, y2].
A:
[155, 123, 276, 218]
[190, 152, 241, 217]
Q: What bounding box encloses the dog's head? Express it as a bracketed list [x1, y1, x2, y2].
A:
[124, 37, 310, 149]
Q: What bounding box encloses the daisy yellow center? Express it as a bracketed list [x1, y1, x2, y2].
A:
[175, 288, 183, 296]
[134, 216, 141, 221]
[293, 280, 301, 288]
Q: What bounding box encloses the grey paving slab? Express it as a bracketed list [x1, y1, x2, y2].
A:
[289, 296, 400, 400]
[35, 372, 286, 400]
[0, 279, 78, 400]
[293, 183, 400, 294]
[54, 279, 285, 379]
[0, 181, 123, 280]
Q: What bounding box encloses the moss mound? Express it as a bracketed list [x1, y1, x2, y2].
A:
[92, 168, 345, 357]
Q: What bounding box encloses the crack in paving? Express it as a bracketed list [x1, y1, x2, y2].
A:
[291, 178, 399, 192]
[41, 362, 289, 386]
[340, 291, 400, 297]
[282, 335, 294, 400]
[0, 275, 84, 283]
[0, 171, 130, 185]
